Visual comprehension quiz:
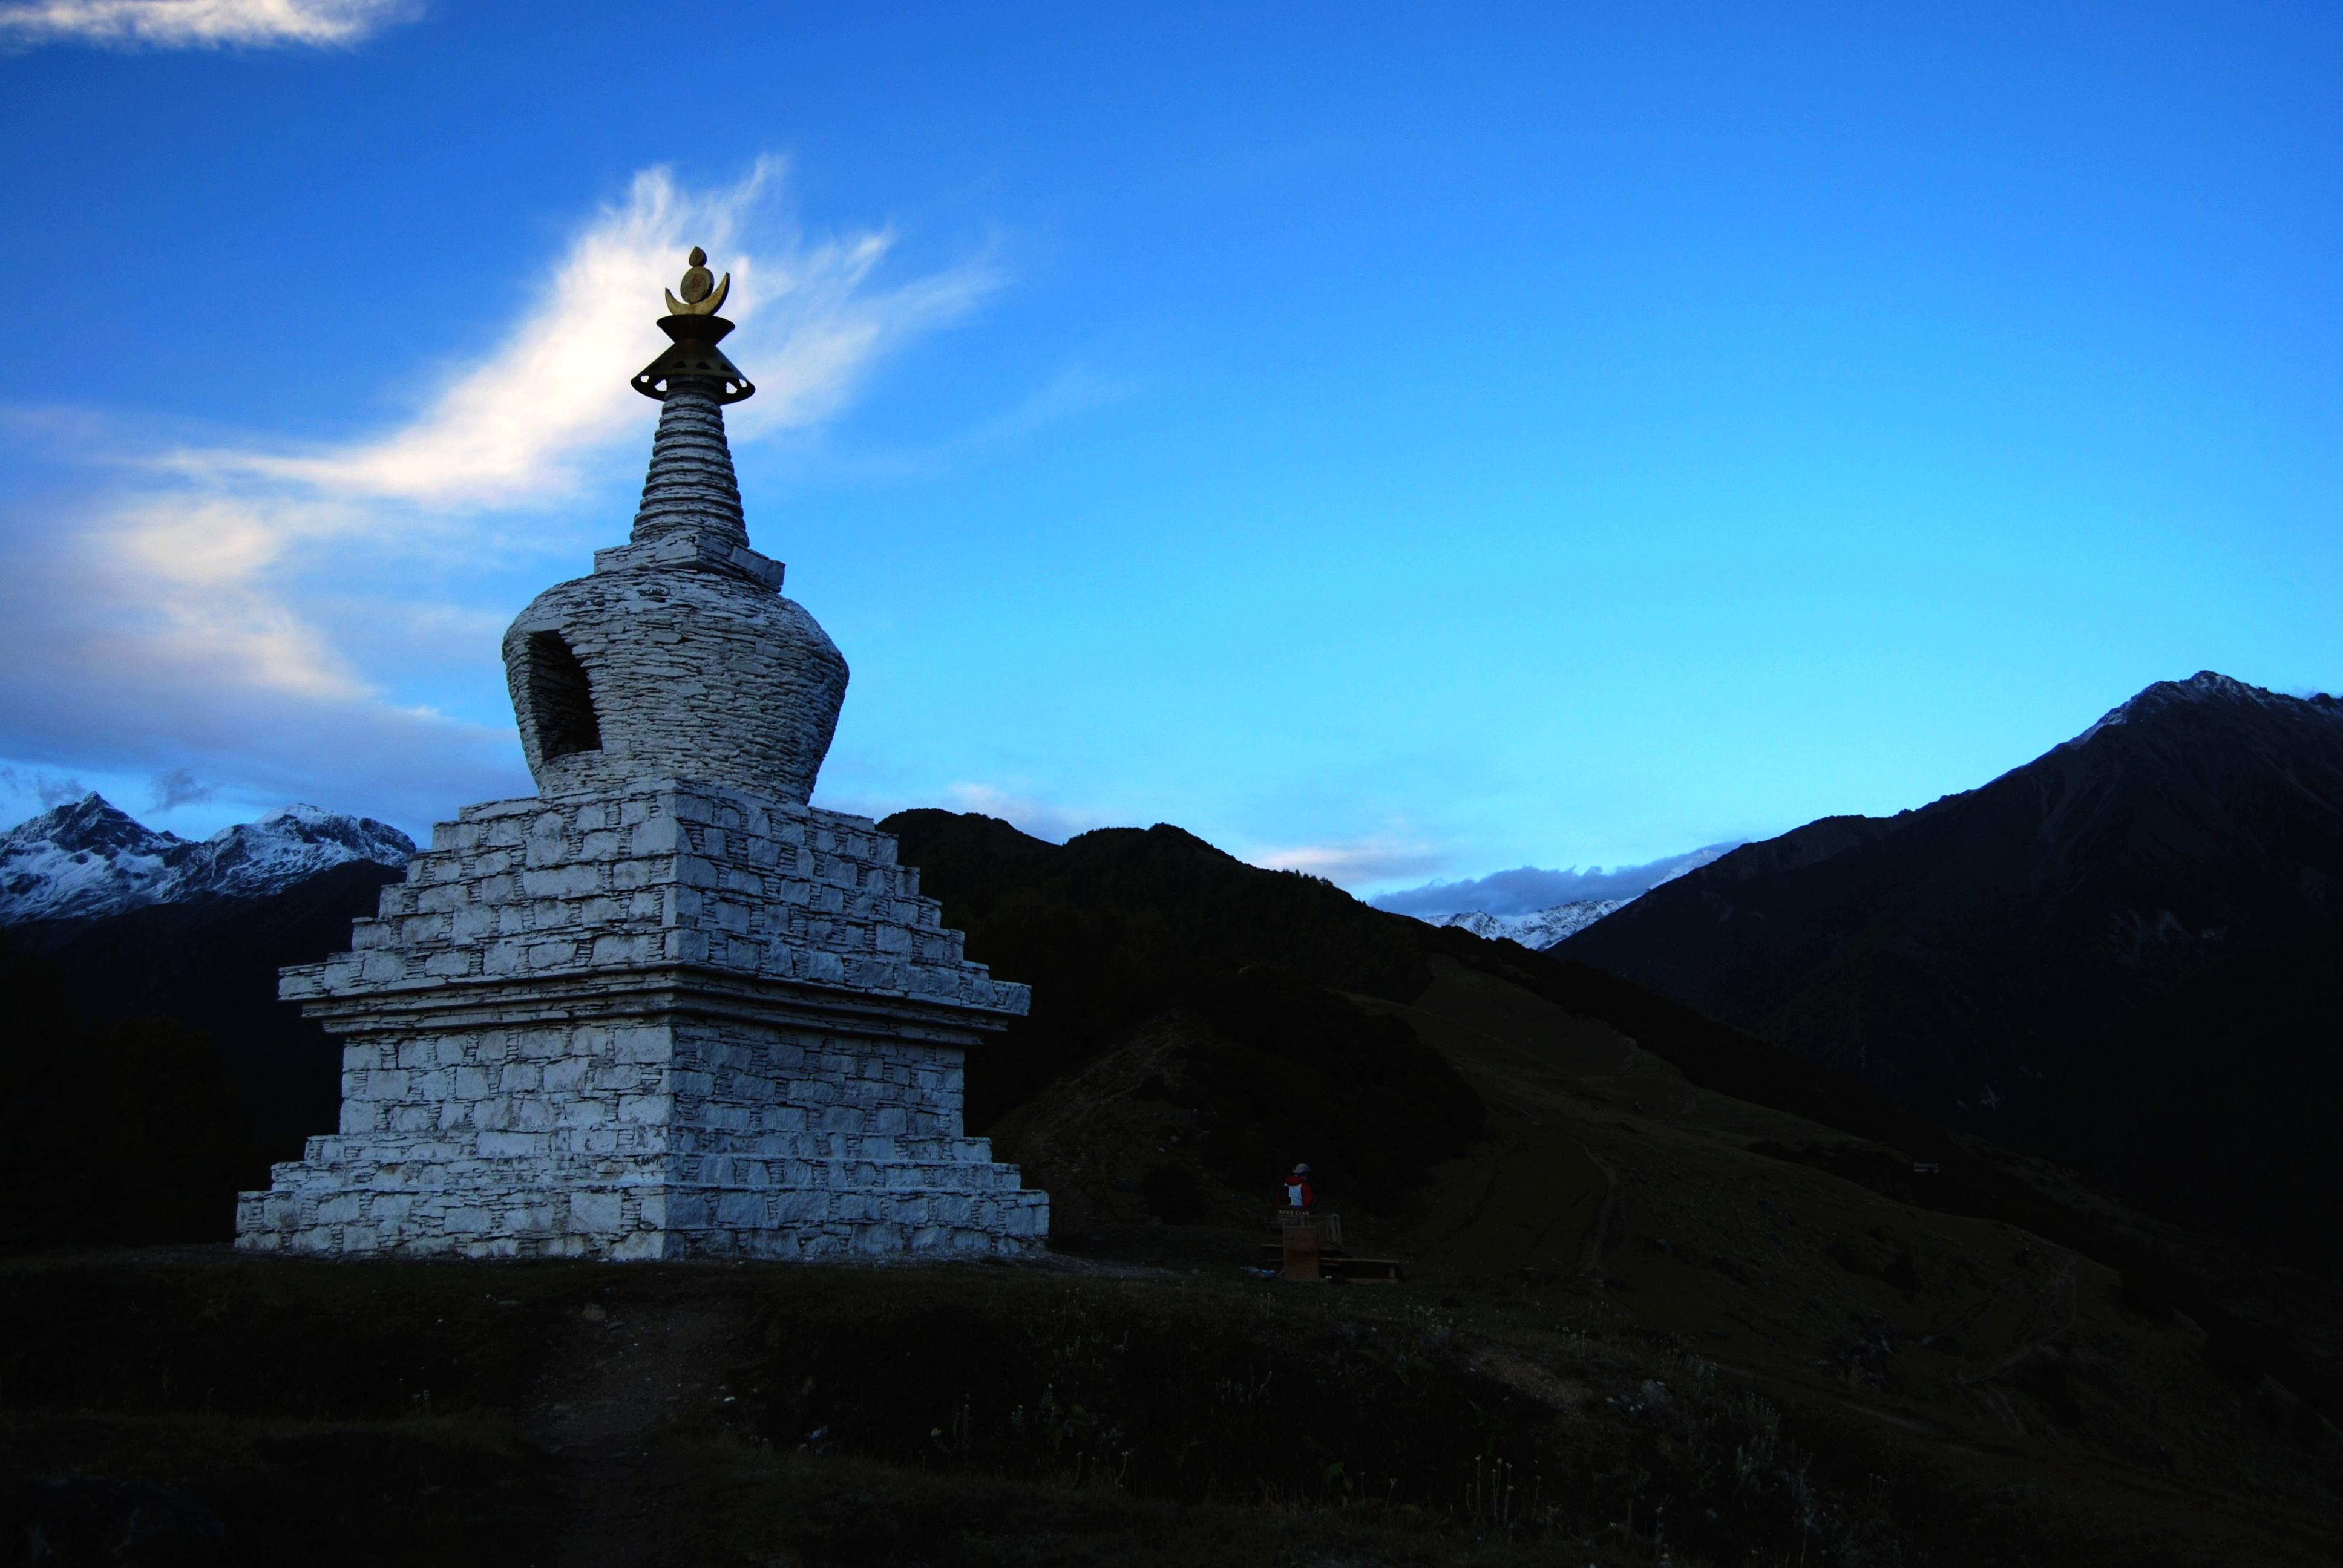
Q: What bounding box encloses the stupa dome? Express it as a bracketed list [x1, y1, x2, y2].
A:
[501, 254, 848, 803]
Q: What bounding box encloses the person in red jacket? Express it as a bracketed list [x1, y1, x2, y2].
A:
[1282, 1164, 1314, 1210]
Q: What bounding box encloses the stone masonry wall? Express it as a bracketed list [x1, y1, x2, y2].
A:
[237, 781, 1047, 1261]
[283, 783, 1023, 1016]
[238, 1013, 1044, 1260]
[505, 570, 847, 806]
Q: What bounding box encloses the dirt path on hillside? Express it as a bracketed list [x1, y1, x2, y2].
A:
[1573, 1141, 1625, 1286]
[523, 1296, 749, 1568]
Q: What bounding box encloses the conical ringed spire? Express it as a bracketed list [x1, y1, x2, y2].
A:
[602, 247, 775, 581]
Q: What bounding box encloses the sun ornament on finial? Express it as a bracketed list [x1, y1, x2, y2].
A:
[664, 244, 731, 316]
[632, 246, 754, 404]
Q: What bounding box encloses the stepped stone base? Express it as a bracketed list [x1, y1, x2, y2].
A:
[235, 781, 1046, 1261]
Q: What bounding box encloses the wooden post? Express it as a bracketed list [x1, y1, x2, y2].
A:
[1282, 1218, 1321, 1281]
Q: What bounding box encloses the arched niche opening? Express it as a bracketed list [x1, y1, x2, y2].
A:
[523, 632, 603, 760]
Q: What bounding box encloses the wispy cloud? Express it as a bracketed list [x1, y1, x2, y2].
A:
[0, 766, 89, 810]
[0, 0, 413, 48]
[943, 783, 1111, 844]
[0, 160, 1002, 828]
[1245, 837, 1449, 888]
[811, 365, 1137, 482]
[148, 766, 217, 811]
[171, 160, 998, 508]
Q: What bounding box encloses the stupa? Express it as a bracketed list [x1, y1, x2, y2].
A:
[235, 250, 1049, 1259]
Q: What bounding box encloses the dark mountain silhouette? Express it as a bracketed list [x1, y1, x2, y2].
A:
[0, 941, 262, 1250]
[1558, 671, 2343, 1253]
[7, 861, 404, 1165]
[7, 794, 2338, 1456]
[888, 806, 2342, 1417]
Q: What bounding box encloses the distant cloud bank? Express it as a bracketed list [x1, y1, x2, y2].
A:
[1371, 843, 1742, 918]
[0, 0, 412, 48]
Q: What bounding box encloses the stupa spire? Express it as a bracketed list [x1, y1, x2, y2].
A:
[497, 246, 843, 804]
[631, 384, 747, 550]
[627, 247, 755, 556]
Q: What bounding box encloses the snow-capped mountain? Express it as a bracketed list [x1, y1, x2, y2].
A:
[0, 794, 416, 925]
[1426, 897, 1630, 949]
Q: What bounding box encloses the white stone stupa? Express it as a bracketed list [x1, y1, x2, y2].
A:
[236, 250, 1049, 1259]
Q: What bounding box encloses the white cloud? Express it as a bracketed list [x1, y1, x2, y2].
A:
[0, 0, 411, 48]
[943, 783, 1110, 844]
[1245, 837, 1449, 888]
[174, 160, 999, 509]
[0, 160, 1002, 829]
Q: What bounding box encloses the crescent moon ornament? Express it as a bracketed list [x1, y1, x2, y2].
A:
[664, 272, 730, 316]
[664, 246, 732, 316]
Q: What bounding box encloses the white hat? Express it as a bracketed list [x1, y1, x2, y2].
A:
[1291, 1163, 1311, 1175]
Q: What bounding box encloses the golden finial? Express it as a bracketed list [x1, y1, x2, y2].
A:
[664, 245, 731, 316]
[635, 247, 754, 403]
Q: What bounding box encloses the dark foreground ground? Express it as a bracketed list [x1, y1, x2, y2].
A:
[6, 1243, 2339, 1568]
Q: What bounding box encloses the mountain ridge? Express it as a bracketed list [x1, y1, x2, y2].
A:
[1557, 670, 2343, 1250]
[1418, 896, 1628, 947]
[0, 794, 415, 924]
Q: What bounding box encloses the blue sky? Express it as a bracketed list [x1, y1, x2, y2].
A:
[1, 2, 2336, 898]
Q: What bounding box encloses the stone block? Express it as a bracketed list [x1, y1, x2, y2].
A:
[500, 1204, 555, 1236]
[523, 864, 600, 899]
[591, 932, 657, 966]
[568, 1190, 621, 1230]
[608, 1232, 667, 1261]
[450, 904, 497, 943]
[618, 1093, 672, 1125]
[416, 883, 470, 915]
[542, 1057, 589, 1093]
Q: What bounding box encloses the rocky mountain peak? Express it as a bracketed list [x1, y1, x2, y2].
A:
[6, 792, 184, 858]
[1422, 897, 1629, 949]
[0, 794, 415, 926]
[2067, 670, 2340, 751]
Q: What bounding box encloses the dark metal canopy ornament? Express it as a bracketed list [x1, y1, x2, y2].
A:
[631, 246, 755, 404]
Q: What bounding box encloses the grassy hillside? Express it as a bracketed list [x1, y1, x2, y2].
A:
[886, 811, 2343, 1546]
[7, 1250, 2338, 1566]
[9, 808, 2339, 1562]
